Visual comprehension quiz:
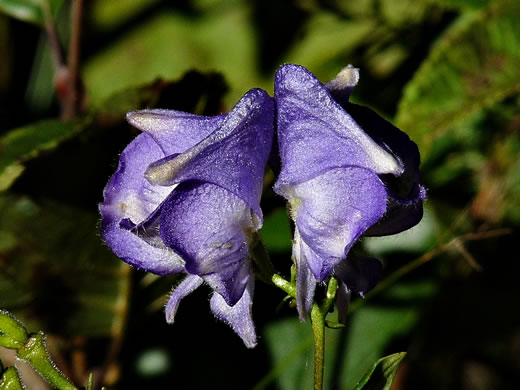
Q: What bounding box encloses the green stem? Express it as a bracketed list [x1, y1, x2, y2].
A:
[271, 274, 338, 390]
[272, 274, 296, 298]
[310, 277, 338, 390]
[310, 303, 325, 390]
[17, 332, 77, 390]
[322, 277, 338, 312]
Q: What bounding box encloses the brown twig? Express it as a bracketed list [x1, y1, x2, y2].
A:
[41, 0, 64, 68]
[62, 0, 84, 120]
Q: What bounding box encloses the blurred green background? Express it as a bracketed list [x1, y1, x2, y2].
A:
[0, 0, 519, 389]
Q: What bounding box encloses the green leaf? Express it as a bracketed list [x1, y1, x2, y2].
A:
[338, 307, 417, 389]
[0, 194, 131, 337]
[0, 119, 88, 191]
[396, 0, 520, 158]
[353, 352, 406, 390]
[284, 12, 376, 80]
[84, 6, 264, 109]
[0, 0, 64, 25]
[0, 0, 42, 24]
[257, 318, 314, 390]
[2, 69, 227, 191]
[90, 0, 160, 31]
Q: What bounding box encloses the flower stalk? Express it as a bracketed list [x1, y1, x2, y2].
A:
[17, 332, 77, 390]
[310, 277, 338, 390]
[310, 303, 325, 390]
[272, 274, 338, 390]
[271, 274, 296, 298]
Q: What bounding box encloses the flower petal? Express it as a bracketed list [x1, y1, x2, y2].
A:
[340, 102, 426, 235]
[290, 167, 387, 281]
[126, 109, 226, 156]
[274, 64, 402, 192]
[159, 181, 255, 306]
[100, 133, 170, 225]
[165, 275, 203, 323]
[101, 222, 184, 275]
[334, 255, 382, 295]
[293, 228, 317, 321]
[210, 278, 256, 348]
[99, 133, 184, 274]
[345, 102, 421, 186]
[143, 88, 274, 220]
[324, 64, 359, 103]
[366, 184, 426, 236]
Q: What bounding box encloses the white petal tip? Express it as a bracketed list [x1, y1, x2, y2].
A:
[325, 65, 360, 97]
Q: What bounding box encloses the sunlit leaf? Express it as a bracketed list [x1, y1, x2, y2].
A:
[0, 0, 64, 25]
[90, 0, 159, 31]
[396, 0, 520, 158]
[84, 6, 262, 109]
[353, 352, 406, 390]
[284, 12, 376, 80]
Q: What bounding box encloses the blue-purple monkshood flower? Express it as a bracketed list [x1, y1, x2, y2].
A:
[99, 89, 274, 348]
[273, 64, 426, 321]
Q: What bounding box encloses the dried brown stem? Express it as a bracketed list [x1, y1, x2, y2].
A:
[62, 0, 84, 120]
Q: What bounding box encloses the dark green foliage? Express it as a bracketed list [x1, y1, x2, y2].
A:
[353, 352, 406, 390]
[0, 0, 519, 389]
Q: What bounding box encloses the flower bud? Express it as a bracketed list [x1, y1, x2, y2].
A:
[0, 367, 24, 390]
[0, 310, 28, 349]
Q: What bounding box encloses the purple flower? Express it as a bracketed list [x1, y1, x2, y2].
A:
[99, 89, 274, 347]
[273, 64, 425, 320]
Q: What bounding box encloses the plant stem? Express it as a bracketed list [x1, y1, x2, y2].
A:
[310, 303, 325, 390]
[17, 332, 77, 390]
[310, 277, 338, 390]
[271, 274, 296, 298]
[42, 0, 64, 68]
[271, 274, 339, 390]
[62, 0, 83, 120]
